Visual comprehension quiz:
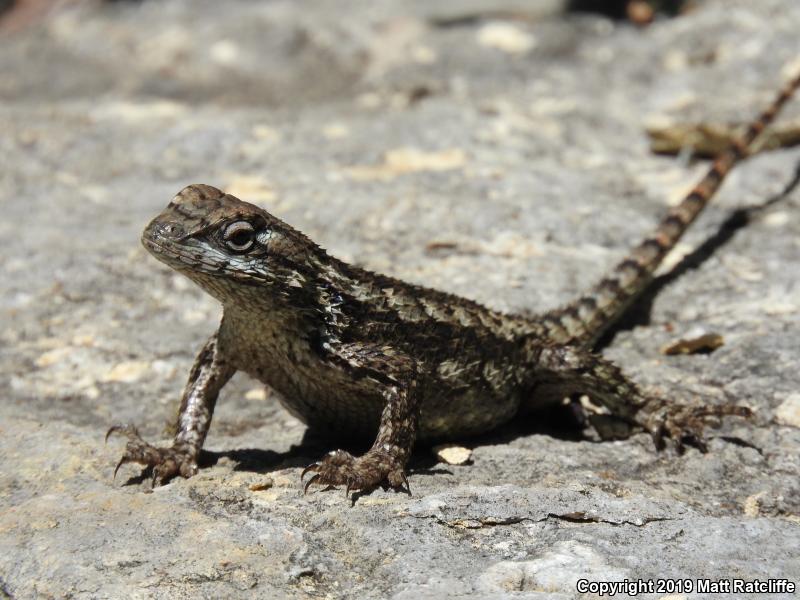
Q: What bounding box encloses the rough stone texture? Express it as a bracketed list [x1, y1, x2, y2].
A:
[2, 0, 799, 598]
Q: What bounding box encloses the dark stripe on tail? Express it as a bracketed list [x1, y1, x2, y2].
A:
[540, 68, 800, 348]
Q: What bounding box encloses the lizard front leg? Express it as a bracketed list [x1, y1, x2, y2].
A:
[531, 345, 750, 452]
[302, 343, 419, 496]
[107, 331, 235, 484]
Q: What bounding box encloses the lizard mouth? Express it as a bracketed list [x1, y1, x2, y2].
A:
[141, 226, 268, 287]
[141, 229, 224, 274]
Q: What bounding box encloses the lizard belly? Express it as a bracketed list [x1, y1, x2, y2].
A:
[218, 312, 385, 438]
[417, 388, 521, 441]
[234, 340, 522, 441]
[218, 310, 523, 441]
[243, 345, 386, 438]
[418, 358, 524, 440]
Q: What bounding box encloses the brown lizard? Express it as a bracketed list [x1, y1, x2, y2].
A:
[108, 70, 800, 495]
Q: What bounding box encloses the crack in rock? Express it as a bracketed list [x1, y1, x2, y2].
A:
[403, 484, 689, 528]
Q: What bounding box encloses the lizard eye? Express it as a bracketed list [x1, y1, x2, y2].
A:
[223, 221, 256, 252]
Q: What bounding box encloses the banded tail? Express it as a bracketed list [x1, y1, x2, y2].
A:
[539, 68, 800, 348]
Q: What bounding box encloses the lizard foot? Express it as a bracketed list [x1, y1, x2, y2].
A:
[106, 424, 197, 485]
[301, 449, 410, 496]
[643, 401, 752, 453]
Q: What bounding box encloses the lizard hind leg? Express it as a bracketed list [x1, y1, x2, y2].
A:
[532, 345, 751, 452]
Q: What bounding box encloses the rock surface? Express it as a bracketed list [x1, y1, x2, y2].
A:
[2, 0, 799, 598]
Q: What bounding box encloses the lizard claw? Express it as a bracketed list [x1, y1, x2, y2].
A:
[113, 456, 130, 480]
[303, 474, 321, 494]
[301, 463, 319, 482]
[106, 423, 139, 444]
[399, 471, 411, 496]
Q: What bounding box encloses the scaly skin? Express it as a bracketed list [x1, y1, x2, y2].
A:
[108, 71, 799, 495]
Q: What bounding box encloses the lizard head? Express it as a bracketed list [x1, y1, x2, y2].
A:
[142, 184, 323, 305]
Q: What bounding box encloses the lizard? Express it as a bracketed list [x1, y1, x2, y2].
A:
[108, 70, 800, 495]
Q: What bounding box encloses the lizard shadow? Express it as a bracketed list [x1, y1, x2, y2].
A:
[197, 432, 457, 481]
[595, 157, 800, 348]
[197, 432, 451, 477]
[196, 406, 583, 481]
[198, 437, 331, 475]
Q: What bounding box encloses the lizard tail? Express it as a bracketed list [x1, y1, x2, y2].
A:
[538, 68, 800, 348]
